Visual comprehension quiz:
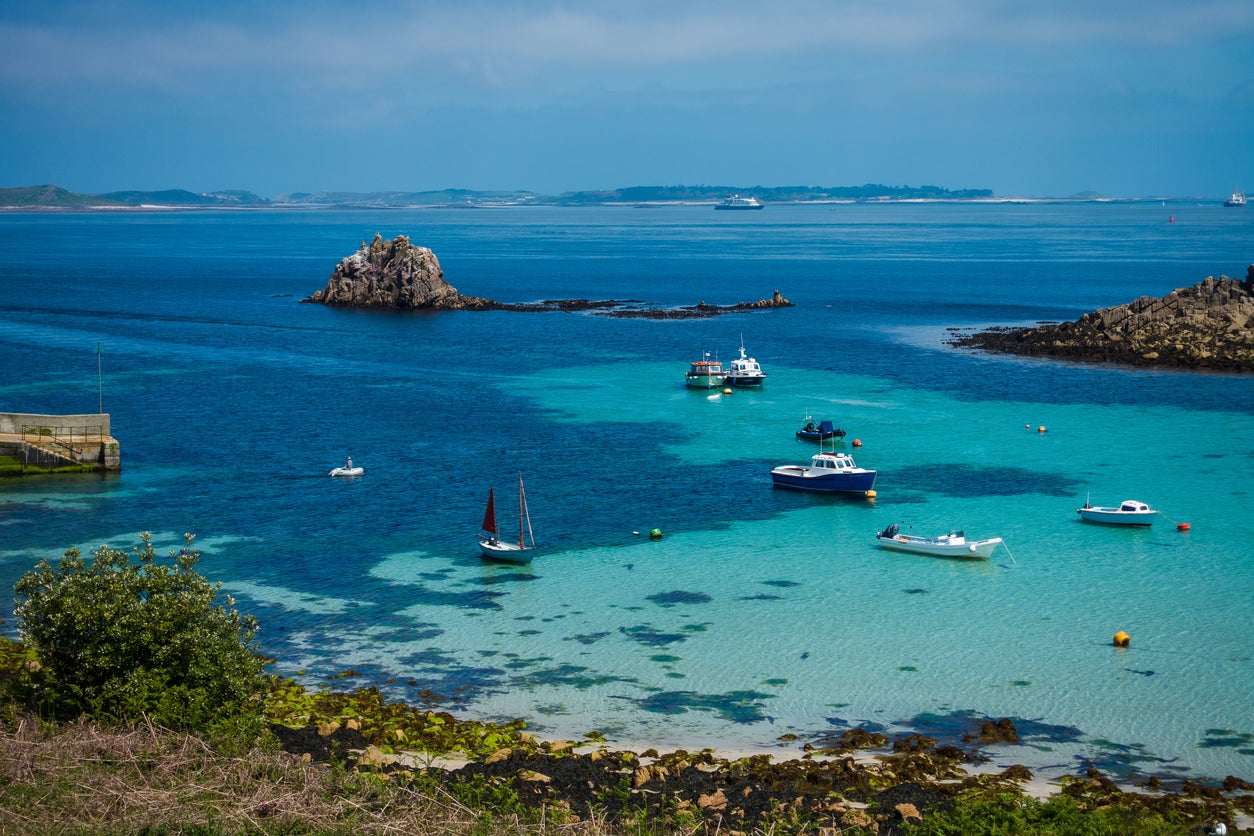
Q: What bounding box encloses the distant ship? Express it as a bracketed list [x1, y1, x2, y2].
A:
[1224, 189, 1246, 207]
[715, 195, 764, 210]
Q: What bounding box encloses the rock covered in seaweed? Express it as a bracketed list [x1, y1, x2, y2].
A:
[948, 265, 1254, 372]
[303, 233, 491, 309]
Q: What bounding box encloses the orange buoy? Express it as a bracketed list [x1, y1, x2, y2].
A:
[1037, 425, 1046, 433]
[1177, 522, 1190, 531]
[1113, 631, 1130, 648]
[852, 438, 862, 447]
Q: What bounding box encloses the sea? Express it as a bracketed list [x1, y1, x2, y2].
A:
[1, 202, 1252, 785]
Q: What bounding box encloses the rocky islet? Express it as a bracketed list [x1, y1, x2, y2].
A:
[948, 265, 1254, 372]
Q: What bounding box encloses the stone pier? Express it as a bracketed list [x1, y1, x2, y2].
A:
[0, 412, 121, 475]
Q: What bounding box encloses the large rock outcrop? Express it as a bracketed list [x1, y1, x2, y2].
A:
[949, 265, 1254, 372]
[303, 233, 492, 309]
[303, 233, 794, 319]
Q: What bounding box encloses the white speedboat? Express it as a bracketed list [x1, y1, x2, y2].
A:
[714, 195, 764, 210]
[1077, 499, 1157, 526]
[874, 523, 1002, 559]
[724, 339, 766, 387]
[771, 451, 876, 494]
[685, 352, 725, 388]
[329, 457, 363, 477]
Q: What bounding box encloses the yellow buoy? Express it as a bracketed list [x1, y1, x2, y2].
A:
[865, 489, 877, 499]
[723, 388, 733, 395]
[1113, 631, 1130, 647]
[1038, 426, 1047, 433]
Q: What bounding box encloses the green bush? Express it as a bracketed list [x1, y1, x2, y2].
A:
[11, 532, 268, 740]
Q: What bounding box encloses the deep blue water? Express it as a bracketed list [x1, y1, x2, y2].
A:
[1, 203, 1252, 783]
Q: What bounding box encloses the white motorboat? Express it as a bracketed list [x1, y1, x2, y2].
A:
[724, 339, 766, 387]
[479, 473, 536, 563]
[329, 457, 363, 477]
[1077, 499, 1158, 526]
[874, 523, 1002, 559]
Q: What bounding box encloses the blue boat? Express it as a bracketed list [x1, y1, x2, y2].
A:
[771, 451, 876, 494]
[795, 418, 846, 442]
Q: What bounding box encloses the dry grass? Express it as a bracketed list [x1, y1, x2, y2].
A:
[0, 716, 611, 836]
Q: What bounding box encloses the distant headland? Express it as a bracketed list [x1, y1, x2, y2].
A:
[947, 265, 1254, 373]
[6, 182, 1244, 210]
[12, 182, 1219, 211]
[302, 234, 791, 320]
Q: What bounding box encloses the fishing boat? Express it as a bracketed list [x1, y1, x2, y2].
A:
[795, 418, 846, 442]
[714, 195, 764, 210]
[329, 457, 363, 477]
[1077, 499, 1158, 526]
[724, 339, 767, 386]
[874, 523, 1002, 559]
[479, 473, 536, 562]
[770, 449, 876, 494]
[685, 352, 725, 388]
[1224, 189, 1246, 207]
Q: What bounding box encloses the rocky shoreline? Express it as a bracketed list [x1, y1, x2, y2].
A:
[302, 233, 792, 319]
[264, 683, 1253, 834]
[947, 265, 1254, 372]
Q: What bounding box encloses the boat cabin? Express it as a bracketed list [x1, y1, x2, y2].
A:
[812, 453, 859, 470]
[1119, 501, 1151, 513]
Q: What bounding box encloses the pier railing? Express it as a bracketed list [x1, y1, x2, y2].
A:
[22, 424, 106, 461]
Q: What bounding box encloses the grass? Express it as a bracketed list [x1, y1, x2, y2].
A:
[0, 716, 492, 836]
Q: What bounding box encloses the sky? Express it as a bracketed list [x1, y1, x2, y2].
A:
[1, 0, 1252, 198]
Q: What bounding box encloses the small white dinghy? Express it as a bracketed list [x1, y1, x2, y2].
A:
[874, 523, 1002, 559]
[329, 457, 363, 477]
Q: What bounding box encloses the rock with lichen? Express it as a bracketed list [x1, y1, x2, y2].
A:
[303, 233, 491, 309]
[948, 265, 1254, 372]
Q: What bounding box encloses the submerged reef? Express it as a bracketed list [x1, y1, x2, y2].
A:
[948, 265, 1254, 372]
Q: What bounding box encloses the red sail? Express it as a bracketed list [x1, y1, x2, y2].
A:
[481, 487, 497, 536]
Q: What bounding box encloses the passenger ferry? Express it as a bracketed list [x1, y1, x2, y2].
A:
[715, 195, 764, 210]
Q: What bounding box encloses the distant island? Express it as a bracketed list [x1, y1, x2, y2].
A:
[7, 182, 1243, 210]
[7, 182, 1003, 210]
[947, 265, 1254, 372]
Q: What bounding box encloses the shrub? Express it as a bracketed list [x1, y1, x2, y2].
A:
[12, 532, 268, 739]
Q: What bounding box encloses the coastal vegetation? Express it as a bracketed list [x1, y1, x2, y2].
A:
[1, 534, 1249, 833]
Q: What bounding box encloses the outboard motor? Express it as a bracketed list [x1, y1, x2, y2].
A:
[881, 523, 899, 538]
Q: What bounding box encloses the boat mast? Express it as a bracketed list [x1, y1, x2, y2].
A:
[519, 472, 535, 549]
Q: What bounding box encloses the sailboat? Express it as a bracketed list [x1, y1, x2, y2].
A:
[478, 473, 536, 563]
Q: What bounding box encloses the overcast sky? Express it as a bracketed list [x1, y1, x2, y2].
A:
[2, 1, 1251, 198]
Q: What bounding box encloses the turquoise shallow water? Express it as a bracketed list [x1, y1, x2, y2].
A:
[0, 204, 1251, 783]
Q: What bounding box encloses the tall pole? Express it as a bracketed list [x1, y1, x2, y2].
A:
[97, 341, 103, 414]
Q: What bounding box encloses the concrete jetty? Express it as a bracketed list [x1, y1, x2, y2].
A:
[0, 413, 121, 475]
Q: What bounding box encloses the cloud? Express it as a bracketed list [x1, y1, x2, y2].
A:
[3, 0, 1252, 98]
